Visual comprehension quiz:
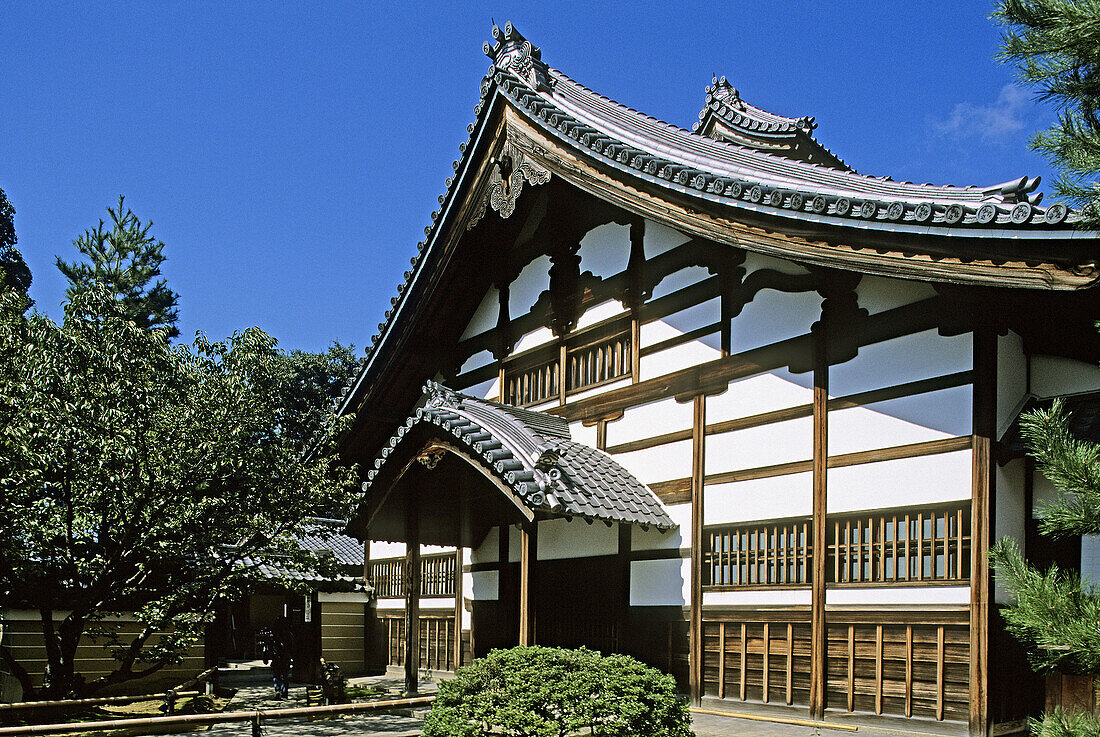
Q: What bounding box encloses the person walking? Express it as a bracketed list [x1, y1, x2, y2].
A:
[262, 616, 295, 699]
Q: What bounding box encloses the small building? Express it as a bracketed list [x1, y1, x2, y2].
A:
[337, 23, 1100, 737]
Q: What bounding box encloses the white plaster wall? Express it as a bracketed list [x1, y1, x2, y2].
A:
[743, 251, 812, 277]
[830, 329, 973, 397]
[632, 503, 690, 551]
[470, 528, 498, 564]
[1081, 537, 1100, 588]
[568, 377, 632, 403]
[1032, 472, 1063, 511]
[371, 541, 405, 559]
[639, 321, 722, 381]
[731, 289, 820, 354]
[708, 370, 814, 420]
[1032, 355, 1100, 398]
[569, 421, 599, 448]
[660, 298, 722, 350]
[376, 599, 406, 610]
[630, 558, 689, 606]
[606, 397, 694, 446]
[705, 416, 813, 473]
[508, 525, 520, 563]
[537, 517, 618, 560]
[461, 571, 473, 629]
[828, 387, 971, 456]
[471, 571, 499, 601]
[855, 275, 937, 316]
[704, 473, 812, 526]
[578, 223, 630, 279]
[460, 286, 499, 340]
[575, 299, 628, 330]
[995, 459, 1027, 604]
[998, 331, 1028, 437]
[704, 589, 812, 607]
[459, 349, 494, 376]
[825, 586, 969, 606]
[651, 266, 711, 301]
[462, 377, 497, 399]
[827, 450, 973, 513]
[612, 439, 693, 485]
[513, 326, 555, 354]
[643, 219, 690, 259]
[510, 255, 552, 315]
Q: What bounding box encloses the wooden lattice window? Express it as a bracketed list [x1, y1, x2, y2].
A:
[566, 331, 631, 393]
[704, 519, 812, 586]
[368, 552, 457, 598]
[503, 326, 632, 407]
[503, 357, 559, 407]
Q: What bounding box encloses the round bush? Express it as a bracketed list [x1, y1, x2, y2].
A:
[422, 646, 692, 737]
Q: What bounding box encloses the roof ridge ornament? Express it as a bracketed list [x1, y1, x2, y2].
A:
[484, 21, 554, 93]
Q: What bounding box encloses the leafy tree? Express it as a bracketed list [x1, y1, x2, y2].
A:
[0, 187, 32, 310]
[423, 646, 692, 737]
[0, 285, 357, 699]
[995, 0, 1100, 226]
[57, 196, 180, 337]
[990, 400, 1100, 737]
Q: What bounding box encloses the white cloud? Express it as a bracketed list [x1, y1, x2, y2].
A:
[930, 83, 1031, 142]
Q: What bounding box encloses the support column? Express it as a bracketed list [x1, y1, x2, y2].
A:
[453, 547, 464, 670]
[519, 522, 537, 645]
[689, 393, 705, 704]
[970, 328, 995, 737]
[404, 495, 421, 695]
[809, 325, 829, 720]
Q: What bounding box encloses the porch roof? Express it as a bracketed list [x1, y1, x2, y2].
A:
[360, 381, 674, 533]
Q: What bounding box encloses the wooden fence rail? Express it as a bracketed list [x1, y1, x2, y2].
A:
[369, 552, 457, 598]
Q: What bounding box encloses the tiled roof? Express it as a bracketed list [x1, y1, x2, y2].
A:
[361, 381, 675, 531]
[234, 520, 367, 592]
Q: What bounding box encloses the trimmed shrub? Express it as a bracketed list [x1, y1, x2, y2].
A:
[422, 646, 692, 737]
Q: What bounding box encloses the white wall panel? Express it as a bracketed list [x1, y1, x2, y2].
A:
[568, 377, 632, 403]
[995, 459, 1027, 604]
[612, 439, 693, 485]
[462, 571, 473, 629]
[828, 387, 970, 456]
[643, 219, 690, 259]
[606, 396, 694, 446]
[743, 251, 812, 277]
[371, 541, 405, 559]
[1032, 355, 1100, 398]
[640, 336, 722, 381]
[630, 558, 689, 606]
[661, 298, 722, 348]
[856, 275, 937, 315]
[708, 370, 814, 420]
[537, 517, 618, 560]
[462, 377, 497, 399]
[576, 299, 627, 330]
[998, 331, 1028, 436]
[471, 571, 499, 601]
[1081, 537, 1100, 589]
[470, 528, 498, 563]
[458, 349, 494, 376]
[825, 586, 969, 606]
[732, 289, 820, 354]
[513, 326, 555, 354]
[705, 416, 813, 474]
[830, 329, 972, 397]
[632, 503, 690, 551]
[460, 286, 499, 340]
[1033, 472, 1063, 511]
[704, 473, 812, 526]
[569, 421, 599, 448]
[651, 266, 711, 301]
[510, 255, 552, 315]
[827, 450, 973, 513]
[578, 223, 630, 279]
[704, 589, 812, 606]
[376, 598, 405, 610]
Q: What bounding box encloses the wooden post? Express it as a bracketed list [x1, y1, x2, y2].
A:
[809, 326, 829, 719]
[970, 328, 995, 737]
[404, 494, 421, 695]
[689, 393, 706, 704]
[618, 522, 631, 653]
[519, 522, 537, 645]
[453, 547, 463, 670]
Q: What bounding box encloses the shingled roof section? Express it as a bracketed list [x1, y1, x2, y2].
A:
[361, 381, 675, 531]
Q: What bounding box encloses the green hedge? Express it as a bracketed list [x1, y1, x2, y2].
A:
[422, 646, 692, 737]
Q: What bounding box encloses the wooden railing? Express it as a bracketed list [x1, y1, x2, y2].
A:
[703, 501, 971, 588]
[704, 520, 811, 586]
[379, 613, 457, 672]
[368, 551, 457, 598]
[828, 502, 970, 584]
[503, 327, 632, 407]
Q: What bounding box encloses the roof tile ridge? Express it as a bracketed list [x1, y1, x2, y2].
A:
[547, 66, 698, 138]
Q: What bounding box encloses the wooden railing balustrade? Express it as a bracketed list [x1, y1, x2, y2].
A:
[368, 551, 457, 599]
[703, 501, 970, 588]
[503, 327, 632, 407]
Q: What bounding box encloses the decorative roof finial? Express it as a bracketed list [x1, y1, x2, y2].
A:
[483, 21, 553, 93]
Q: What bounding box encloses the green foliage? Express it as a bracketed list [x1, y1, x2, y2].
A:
[422, 646, 692, 737]
[0, 285, 357, 698]
[1031, 708, 1100, 737]
[57, 196, 180, 337]
[995, 0, 1100, 226]
[0, 187, 32, 311]
[1020, 399, 1100, 538]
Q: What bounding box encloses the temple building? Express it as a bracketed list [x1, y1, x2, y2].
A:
[338, 23, 1100, 736]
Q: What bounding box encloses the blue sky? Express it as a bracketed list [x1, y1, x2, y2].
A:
[2, 1, 1057, 355]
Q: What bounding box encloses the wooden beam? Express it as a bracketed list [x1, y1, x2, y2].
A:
[809, 326, 828, 721]
[970, 328, 995, 737]
[453, 547, 464, 671]
[519, 522, 537, 646]
[689, 393, 706, 704]
[404, 493, 421, 695]
[618, 522, 631, 653]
